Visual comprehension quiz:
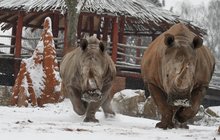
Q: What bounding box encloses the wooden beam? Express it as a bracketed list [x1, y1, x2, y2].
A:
[33, 13, 52, 29]
[15, 12, 24, 58]
[96, 16, 101, 39]
[77, 14, 83, 40]
[119, 16, 126, 61]
[53, 12, 59, 49]
[119, 16, 125, 43]
[102, 17, 109, 42]
[89, 16, 94, 36]
[10, 25, 16, 54]
[23, 13, 39, 26]
[0, 13, 15, 21]
[52, 12, 59, 38]
[111, 17, 118, 63]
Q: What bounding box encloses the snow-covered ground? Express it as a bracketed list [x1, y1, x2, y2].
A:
[0, 98, 219, 140]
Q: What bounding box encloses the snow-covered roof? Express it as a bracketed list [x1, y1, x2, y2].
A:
[0, 0, 66, 13]
[0, 0, 206, 35]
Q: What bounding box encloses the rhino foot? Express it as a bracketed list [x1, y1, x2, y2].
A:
[104, 111, 115, 118]
[83, 117, 99, 123]
[156, 121, 174, 129]
[174, 121, 189, 129]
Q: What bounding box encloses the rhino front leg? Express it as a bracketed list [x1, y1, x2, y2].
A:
[102, 94, 115, 118]
[101, 86, 115, 117]
[148, 83, 174, 129]
[175, 87, 206, 124]
[67, 86, 87, 115]
[84, 101, 101, 122]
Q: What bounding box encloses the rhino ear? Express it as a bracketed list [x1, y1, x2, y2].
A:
[164, 33, 175, 47]
[99, 42, 105, 52]
[80, 39, 88, 51]
[192, 36, 203, 49]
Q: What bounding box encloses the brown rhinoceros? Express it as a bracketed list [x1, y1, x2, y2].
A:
[141, 23, 215, 129]
[60, 36, 116, 122]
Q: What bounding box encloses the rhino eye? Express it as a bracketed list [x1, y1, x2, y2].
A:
[99, 42, 105, 52]
[164, 33, 175, 47]
[192, 36, 203, 49]
[80, 39, 88, 51]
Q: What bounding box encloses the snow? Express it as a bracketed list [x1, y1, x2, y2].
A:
[0, 98, 219, 140]
[0, 27, 11, 53]
[114, 89, 143, 99]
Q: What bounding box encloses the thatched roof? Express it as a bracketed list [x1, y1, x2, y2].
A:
[0, 0, 206, 36]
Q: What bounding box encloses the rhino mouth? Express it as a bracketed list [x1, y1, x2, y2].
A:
[81, 89, 102, 103]
[167, 94, 192, 107]
[172, 99, 191, 107]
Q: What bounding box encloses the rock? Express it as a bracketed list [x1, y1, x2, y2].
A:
[111, 89, 145, 116]
[142, 96, 160, 120]
[111, 89, 220, 127]
[205, 108, 220, 117]
[0, 86, 12, 106]
[188, 105, 205, 124]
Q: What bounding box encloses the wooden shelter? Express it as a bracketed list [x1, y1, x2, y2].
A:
[0, 0, 206, 86]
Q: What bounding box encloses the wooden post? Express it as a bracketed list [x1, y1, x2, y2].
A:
[77, 14, 83, 40]
[15, 12, 24, 58]
[96, 16, 101, 39]
[111, 17, 118, 63]
[119, 16, 125, 61]
[53, 13, 59, 38]
[53, 12, 59, 48]
[14, 12, 24, 81]
[102, 17, 109, 43]
[10, 25, 16, 54]
[89, 16, 94, 36]
[119, 16, 125, 43]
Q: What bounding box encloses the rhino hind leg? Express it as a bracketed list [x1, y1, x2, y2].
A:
[175, 87, 206, 124]
[148, 84, 174, 129]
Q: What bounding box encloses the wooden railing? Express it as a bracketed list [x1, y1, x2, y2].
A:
[0, 35, 64, 60]
[0, 36, 219, 90]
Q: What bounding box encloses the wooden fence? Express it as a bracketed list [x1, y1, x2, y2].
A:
[0, 35, 219, 91]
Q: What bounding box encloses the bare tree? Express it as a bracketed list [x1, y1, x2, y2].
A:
[205, 0, 220, 59]
[64, 0, 87, 49]
[64, 0, 79, 48]
[178, 0, 220, 59]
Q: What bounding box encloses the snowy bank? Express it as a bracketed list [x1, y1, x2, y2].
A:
[0, 98, 219, 140]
